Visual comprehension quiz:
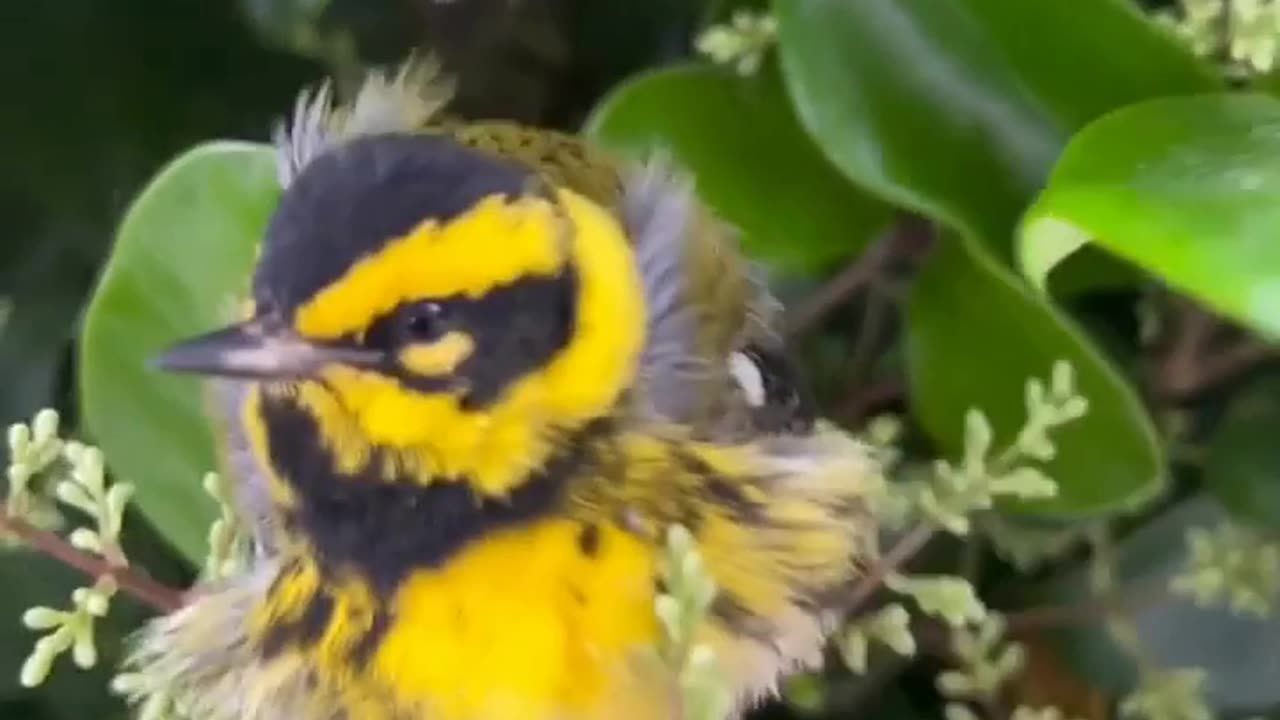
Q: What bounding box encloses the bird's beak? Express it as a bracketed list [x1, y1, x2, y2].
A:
[151, 316, 384, 380]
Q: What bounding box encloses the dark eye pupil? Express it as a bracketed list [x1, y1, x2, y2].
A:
[403, 303, 443, 339]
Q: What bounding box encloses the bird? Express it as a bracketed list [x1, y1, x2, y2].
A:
[129, 56, 880, 720]
[212, 55, 822, 558]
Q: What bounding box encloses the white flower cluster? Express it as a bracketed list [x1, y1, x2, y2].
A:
[5, 410, 133, 687]
[1155, 0, 1280, 75]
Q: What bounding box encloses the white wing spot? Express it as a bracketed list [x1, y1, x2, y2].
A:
[729, 351, 766, 408]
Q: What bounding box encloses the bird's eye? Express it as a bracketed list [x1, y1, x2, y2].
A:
[364, 301, 450, 349]
[400, 302, 447, 341]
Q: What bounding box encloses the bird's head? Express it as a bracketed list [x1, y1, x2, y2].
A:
[155, 133, 645, 494]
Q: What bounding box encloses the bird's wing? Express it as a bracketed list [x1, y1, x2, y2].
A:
[570, 420, 881, 711]
[618, 158, 815, 440]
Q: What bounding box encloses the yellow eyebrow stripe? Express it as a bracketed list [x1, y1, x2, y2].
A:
[294, 194, 566, 340]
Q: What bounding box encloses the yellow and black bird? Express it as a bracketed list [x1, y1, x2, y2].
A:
[133, 58, 879, 720]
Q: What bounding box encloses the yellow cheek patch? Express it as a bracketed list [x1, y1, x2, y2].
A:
[303, 366, 556, 491]
[396, 331, 474, 376]
[294, 194, 566, 340]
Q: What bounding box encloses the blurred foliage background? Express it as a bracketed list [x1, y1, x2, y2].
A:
[5, 0, 1280, 718]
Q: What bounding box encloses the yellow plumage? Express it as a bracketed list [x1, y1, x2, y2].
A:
[131, 56, 881, 720]
[277, 54, 785, 441]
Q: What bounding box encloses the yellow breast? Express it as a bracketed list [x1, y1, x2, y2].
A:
[277, 518, 674, 720]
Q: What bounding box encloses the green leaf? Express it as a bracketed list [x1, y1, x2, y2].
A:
[772, 0, 1175, 516]
[1204, 375, 1280, 531]
[1020, 93, 1280, 340]
[906, 239, 1163, 516]
[584, 63, 891, 275]
[773, 0, 1218, 254]
[1018, 221, 1092, 294]
[1031, 494, 1280, 713]
[79, 142, 278, 562]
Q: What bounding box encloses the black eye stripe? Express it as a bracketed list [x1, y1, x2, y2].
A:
[364, 301, 453, 349]
[331, 269, 577, 402]
[456, 269, 577, 408]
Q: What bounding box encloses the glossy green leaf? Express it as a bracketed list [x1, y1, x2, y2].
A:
[79, 142, 278, 561]
[773, 0, 1177, 516]
[1020, 94, 1280, 340]
[1019, 221, 1092, 294]
[1204, 375, 1280, 530]
[1031, 494, 1280, 712]
[584, 63, 891, 275]
[906, 239, 1163, 516]
[773, 0, 1218, 254]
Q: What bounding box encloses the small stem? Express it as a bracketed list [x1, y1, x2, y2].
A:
[1160, 301, 1216, 393]
[786, 247, 889, 337]
[101, 539, 129, 569]
[1178, 338, 1275, 398]
[0, 510, 183, 612]
[847, 522, 935, 614]
[786, 215, 932, 337]
[846, 286, 893, 383]
[1153, 297, 1277, 401]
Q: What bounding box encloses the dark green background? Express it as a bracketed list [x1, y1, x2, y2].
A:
[5, 1, 1280, 719]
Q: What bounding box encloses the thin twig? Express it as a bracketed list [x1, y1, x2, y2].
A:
[789, 215, 935, 336]
[845, 286, 893, 388]
[1156, 299, 1216, 396]
[847, 522, 935, 614]
[785, 214, 935, 337]
[786, 243, 892, 337]
[0, 511, 184, 612]
[1154, 297, 1278, 401]
[1174, 338, 1275, 399]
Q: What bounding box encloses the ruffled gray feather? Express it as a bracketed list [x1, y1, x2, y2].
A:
[273, 54, 455, 188]
[619, 157, 790, 440]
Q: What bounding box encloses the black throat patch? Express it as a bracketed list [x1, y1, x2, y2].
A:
[256, 393, 607, 594]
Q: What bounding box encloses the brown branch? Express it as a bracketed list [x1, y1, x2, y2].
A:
[1153, 297, 1278, 401]
[845, 286, 893, 386]
[847, 522, 936, 615]
[785, 214, 934, 337]
[1173, 337, 1275, 399]
[1, 511, 184, 612]
[1155, 299, 1216, 396]
[785, 241, 892, 337]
